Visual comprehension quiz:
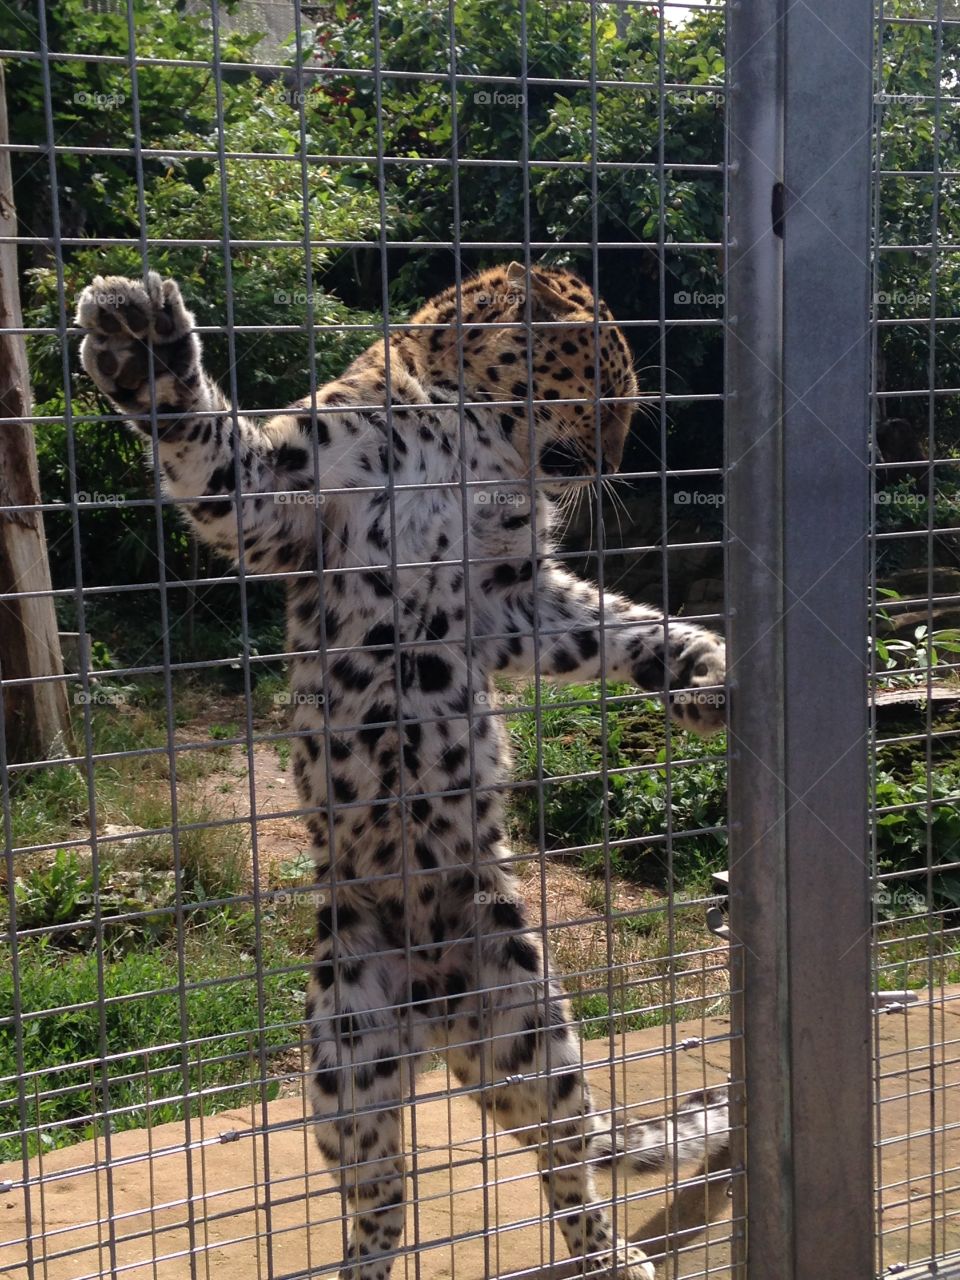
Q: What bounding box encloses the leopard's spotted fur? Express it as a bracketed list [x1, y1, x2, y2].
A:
[76, 263, 729, 1280]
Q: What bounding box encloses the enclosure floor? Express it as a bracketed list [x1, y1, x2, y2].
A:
[2, 996, 958, 1279]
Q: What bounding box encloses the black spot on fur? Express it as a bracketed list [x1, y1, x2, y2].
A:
[551, 648, 578, 674]
[364, 622, 395, 650]
[333, 775, 358, 803]
[493, 897, 524, 929]
[414, 840, 437, 869]
[427, 611, 449, 640]
[363, 570, 393, 598]
[331, 657, 369, 690]
[506, 935, 540, 972]
[416, 653, 453, 692]
[359, 703, 391, 750]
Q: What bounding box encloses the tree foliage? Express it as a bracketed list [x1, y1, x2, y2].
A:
[2, 0, 958, 643]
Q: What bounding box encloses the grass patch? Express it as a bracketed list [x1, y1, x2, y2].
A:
[9, 685, 234, 854]
[2, 677, 318, 1162]
[0, 928, 305, 1160]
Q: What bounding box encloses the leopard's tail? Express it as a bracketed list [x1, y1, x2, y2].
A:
[592, 1087, 730, 1173]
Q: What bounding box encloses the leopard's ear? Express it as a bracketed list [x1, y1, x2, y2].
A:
[504, 261, 576, 319]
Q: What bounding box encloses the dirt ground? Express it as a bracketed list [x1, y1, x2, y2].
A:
[4, 993, 960, 1280]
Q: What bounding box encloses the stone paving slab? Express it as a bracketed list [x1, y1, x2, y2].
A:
[3, 993, 959, 1279]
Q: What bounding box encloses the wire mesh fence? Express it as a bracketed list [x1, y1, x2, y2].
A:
[0, 2, 739, 1279]
[871, 4, 960, 1272]
[2, 1, 958, 1279]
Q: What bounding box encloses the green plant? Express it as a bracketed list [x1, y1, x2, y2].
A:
[875, 760, 960, 908]
[9, 764, 90, 850]
[12, 850, 96, 931]
[873, 589, 960, 688]
[507, 683, 727, 886]
[874, 623, 960, 687]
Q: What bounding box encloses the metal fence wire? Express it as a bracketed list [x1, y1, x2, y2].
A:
[0, 2, 955, 1280]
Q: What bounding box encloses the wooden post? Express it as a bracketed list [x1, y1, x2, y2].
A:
[0, 62, 70, 764]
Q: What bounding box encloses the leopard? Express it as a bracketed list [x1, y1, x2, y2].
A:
[75, 261, 730, 1280]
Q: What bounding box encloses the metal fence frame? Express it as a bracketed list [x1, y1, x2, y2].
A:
[726, 1, 874, 1275]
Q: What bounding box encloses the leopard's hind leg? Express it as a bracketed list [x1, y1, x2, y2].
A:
[307, 912, 431, 1280]
[445, 933, 654, 1280]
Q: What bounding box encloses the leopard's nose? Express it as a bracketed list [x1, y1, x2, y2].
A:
[601, 434, 625, 475]
[601, 413, 628, 474]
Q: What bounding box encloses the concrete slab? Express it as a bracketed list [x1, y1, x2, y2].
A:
[2, 992, 959, 1279]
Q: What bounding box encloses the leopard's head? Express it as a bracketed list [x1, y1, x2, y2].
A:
[408, 263, 638, 489]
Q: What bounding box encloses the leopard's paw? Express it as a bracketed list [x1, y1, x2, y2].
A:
[588, 1242, 656, 1280]
[75, 272, 199, 416]
[670, 632, 726, 736]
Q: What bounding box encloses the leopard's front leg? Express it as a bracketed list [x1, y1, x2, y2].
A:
[75, 272, 358, 570]
[483, 563, 726, 734]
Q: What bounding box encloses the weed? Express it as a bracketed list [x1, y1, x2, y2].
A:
[12, 850, 96, 931]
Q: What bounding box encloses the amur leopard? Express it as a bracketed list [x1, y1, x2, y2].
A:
[76, 262, 729, 1280]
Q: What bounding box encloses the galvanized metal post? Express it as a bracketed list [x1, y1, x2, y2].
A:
[726, 2, 874, 1276]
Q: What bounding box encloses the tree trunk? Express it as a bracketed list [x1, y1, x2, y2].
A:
[0, 62, 70, 764]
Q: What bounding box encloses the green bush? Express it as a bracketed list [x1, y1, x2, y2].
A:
[5, 0, 385, 610]
[875, 760, 960, 910]
[506, 683, 727, 886]
[508, 683, 960, 914]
